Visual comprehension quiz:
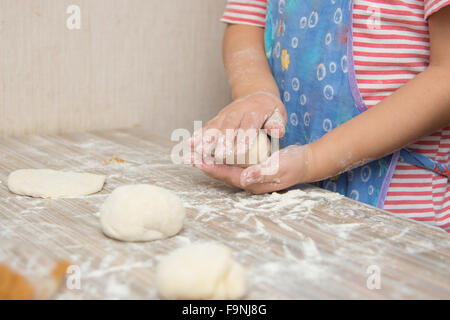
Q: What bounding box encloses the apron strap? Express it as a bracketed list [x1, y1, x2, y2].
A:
[400, 148, 450, 178]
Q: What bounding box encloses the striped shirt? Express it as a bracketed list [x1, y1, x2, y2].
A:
[221, 0, 450, 232]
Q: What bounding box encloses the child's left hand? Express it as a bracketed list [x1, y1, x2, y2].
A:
[192, 145, 313, 194]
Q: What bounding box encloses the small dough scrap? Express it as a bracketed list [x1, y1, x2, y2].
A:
[100, 184, 185, 242]
[156, 242, 247, 300]
[8, 169, 106, 198]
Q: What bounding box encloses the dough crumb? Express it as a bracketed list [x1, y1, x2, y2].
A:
[103, 157, 125, 165]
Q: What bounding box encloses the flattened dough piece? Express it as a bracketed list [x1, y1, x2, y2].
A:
[156, 242, 247, 300]
[8, 169, 106, 198]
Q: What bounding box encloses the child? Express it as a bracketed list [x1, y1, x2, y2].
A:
[191, 0, 450, 232]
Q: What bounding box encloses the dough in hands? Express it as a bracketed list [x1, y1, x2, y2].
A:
[100, 184, 185, 242]
[7, 169, 106, 198]
[215, 130, 271, 167]
[156, 242, 247, 300]
[241, 130, 271, 167]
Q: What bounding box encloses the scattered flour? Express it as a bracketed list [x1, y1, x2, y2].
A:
[302, 238, 321, 260]
[104, 277, 131, 299]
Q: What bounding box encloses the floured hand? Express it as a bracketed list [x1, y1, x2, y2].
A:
[194, 144, 313, 195]
[189, 91, 287, 162]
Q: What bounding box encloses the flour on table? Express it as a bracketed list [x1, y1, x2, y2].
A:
[7, 169, 106, 198]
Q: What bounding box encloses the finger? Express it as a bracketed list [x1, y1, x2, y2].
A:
[239, 164, 265, 187]
[214, 119, 240, 165]
[185, 149, 204, 166]
[189, 129, 202, 149]
[263, 108, 286, 138]
[199, 163, 244, 188]
[190, 118, 226, 165]
[236, 112, 265, 156]
[240, 152, 282, 187]
[213, 133, 227, 164]
[200, 127, 222, 161]
[239, 109, 269, 131]
[244, 181, 286, 195]
[189, 115, 222, 149]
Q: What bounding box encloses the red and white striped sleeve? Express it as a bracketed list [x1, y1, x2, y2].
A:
[221, 0, 268, 27]
[424, 0, 450, 19]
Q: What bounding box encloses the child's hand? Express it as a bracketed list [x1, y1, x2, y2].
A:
[189, 91, 287, 161]
[193, 144, 313, 194]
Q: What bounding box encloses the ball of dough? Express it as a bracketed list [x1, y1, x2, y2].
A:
[214, 130, 271, 167]
[100, 184, 185, 242]
[8, 169, 106, 198]
[241, 130, 271, 167]
[156, 242, 247, 300]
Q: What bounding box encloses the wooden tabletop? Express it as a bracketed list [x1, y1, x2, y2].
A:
[0, 128, 449, 299]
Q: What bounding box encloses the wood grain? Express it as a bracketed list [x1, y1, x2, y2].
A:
[0, 128, 449, 299]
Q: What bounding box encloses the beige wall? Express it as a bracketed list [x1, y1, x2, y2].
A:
[0, 0, 230, 138]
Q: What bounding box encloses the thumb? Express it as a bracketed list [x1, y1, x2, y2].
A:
[263, 108, 286, 138]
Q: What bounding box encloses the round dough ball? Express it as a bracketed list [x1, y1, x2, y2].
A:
[100, 184, 185, 242]
[8, 169, 106, 198]
[156, 242, 247, 300]
[243, 130, 271, 167]
[217, 130, 271, 168]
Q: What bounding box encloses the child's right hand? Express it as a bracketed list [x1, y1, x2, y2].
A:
[190, 91, 287, 161]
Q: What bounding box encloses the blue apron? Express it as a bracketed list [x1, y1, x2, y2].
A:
[264, 0, 450, 208]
